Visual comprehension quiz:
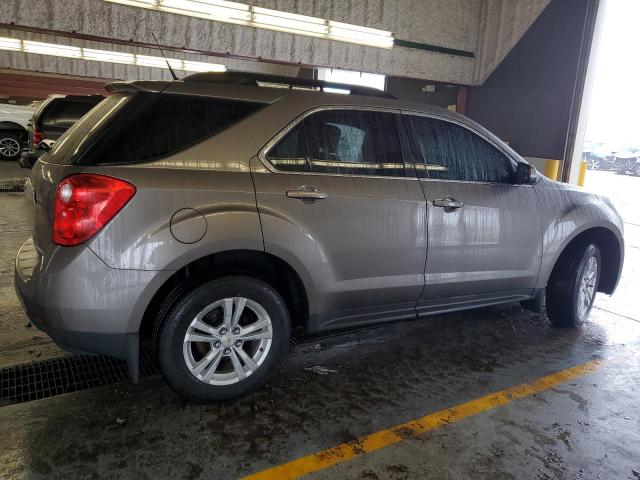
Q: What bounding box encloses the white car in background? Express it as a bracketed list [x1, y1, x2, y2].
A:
[0, 103, 36, 161]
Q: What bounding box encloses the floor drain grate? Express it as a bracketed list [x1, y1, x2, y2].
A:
[0, 186, 25, 193]
[0, 348, 158, 407]
[0, 322, 407, 407]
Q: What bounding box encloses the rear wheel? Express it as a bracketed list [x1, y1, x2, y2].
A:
[0, 133, 21, 161]
[547, 243, 601, 327]
[156, 276, 290, 402]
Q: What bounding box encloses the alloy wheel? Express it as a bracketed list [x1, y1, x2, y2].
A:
[577, 256, 598, 319]
[0, 137, 20, 158]
[182, 297, 273, 385]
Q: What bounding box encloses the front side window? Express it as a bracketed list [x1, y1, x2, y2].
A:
[409, 115, 514, 183]
[266, 109, 405, 177]
[304, 110, 404, 177]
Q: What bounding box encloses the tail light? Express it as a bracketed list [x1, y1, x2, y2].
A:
[33, 130, 44, 145]
[53, 174, 136, 246]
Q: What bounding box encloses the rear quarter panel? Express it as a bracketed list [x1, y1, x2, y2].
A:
[86, 162, 263, 271]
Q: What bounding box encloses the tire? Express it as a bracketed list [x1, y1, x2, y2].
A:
[547, 243, 601, 328]
[0, 132, 22, 161]
[156, 276, 291, 402]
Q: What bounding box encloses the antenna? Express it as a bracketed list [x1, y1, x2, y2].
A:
[151, 33, 179, 81]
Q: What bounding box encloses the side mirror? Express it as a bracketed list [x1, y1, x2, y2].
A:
[514, 163, 537, 184]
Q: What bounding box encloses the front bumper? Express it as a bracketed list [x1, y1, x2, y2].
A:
[14, 237, 169, 382]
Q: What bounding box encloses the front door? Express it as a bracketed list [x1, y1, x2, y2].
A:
[403, 113, 542, 306]
[252, 108, 427, 331]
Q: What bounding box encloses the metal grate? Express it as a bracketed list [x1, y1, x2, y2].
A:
[0, 185, 25, 193]
[0, 322, 406, 407]
[0, 348, 158, 407]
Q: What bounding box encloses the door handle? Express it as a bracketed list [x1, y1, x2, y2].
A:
[432, 197, 464, 211]
[286, 185, 328, 202]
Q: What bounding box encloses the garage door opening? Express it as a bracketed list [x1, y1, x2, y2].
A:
[577, 0, 639, 323]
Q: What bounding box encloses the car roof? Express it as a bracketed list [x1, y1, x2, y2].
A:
[107, 71, 461, 120]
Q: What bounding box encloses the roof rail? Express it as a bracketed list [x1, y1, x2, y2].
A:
[183, 71, 395, 99]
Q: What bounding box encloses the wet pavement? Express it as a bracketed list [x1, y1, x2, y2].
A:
[0, 166, 639, 479]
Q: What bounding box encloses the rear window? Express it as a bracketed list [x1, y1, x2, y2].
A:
[42, 99, 100, 130]
[46, 92, 264, 165]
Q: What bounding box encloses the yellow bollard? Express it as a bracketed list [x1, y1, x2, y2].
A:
[544, 159, 560, 180]
[578, 160, 588, 186]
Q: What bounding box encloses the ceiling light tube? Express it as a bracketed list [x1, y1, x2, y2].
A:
[252, 13, 328, 35]
[23, 41, 82, 58]
[0, 35, 227, 73]
[0, 37, 22, 51]
[104, 0, 394, 48]
[83, 48, 136, 63]
[160, 0, 251, 22]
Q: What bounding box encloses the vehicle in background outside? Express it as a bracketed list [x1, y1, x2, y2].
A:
[616, 156, 640, 176]
[0, 103, 34, 161]
[15, 72, 625, 402]
[19, 95, 103, 168]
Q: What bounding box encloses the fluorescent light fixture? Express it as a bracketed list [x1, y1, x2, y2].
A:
[23, 41, 82, 58]
[0, 36, 227, 72]
[0, 37, 22, 51]
[160, 0, 251, 22]
[83, 48, 135, 63]
[104, 0, 395, 48]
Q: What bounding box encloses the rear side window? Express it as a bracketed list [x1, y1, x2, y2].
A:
[408, 115, 514, 183]
[90, 93, 264, 165]
[46, 93, 264, 165]
[266, 109, 405, 177]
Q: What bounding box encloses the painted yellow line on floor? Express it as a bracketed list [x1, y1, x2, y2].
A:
[242, 359, 602, 480]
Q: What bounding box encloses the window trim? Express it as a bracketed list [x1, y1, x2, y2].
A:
[259, 105, 415, 180]
[400, 110, 534, 187]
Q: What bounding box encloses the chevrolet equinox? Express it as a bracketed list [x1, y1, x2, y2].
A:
[15, 72, 624, 402]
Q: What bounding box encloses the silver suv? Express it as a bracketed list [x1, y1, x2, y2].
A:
[15, 72, 624, 402]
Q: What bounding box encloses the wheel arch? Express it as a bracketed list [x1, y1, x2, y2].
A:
[546, 226, 623, 295]
[139, 249, 310, 343]
[0, 121, 27, 138]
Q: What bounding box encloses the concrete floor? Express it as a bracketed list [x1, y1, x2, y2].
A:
[0, 165, 639, 479]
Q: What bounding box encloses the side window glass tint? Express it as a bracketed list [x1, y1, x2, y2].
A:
[90, 94, 264, 165]
[266, 123, 309, 172]
[304, 110, 404, 177]
[410, 116, 513, 183]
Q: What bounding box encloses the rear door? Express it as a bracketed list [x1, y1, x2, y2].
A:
[402, 113, 542, 307]
[252, 107, 427, 331]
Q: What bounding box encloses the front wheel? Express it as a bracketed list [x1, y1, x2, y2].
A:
[156, 276, 291, 402]
[0, 133, 22, 161]
[547, 243, 601, 327]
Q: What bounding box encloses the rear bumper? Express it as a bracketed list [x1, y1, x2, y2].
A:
[14, 237, 170, 381]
